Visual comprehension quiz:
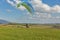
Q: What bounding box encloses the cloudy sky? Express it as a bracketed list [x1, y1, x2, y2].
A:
[0, 0, 60, 24]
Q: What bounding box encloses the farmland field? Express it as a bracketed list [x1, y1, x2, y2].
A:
[0, 24, 60, 40]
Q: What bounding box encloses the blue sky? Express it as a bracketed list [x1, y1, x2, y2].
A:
[0, 0, 60, 24]
[42, 0, 60, 6]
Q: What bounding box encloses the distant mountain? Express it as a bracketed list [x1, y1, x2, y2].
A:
[0, 19, 9, 24]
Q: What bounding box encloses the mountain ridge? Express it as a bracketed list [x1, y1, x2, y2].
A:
[0, 19, 9, 24]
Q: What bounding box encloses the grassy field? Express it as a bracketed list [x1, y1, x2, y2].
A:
[0, 24, 60, 40]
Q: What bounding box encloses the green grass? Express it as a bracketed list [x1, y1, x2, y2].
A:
[0, 25, 60, 40]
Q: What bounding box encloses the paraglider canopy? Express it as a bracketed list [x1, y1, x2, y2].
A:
[17, 0, 34, 14]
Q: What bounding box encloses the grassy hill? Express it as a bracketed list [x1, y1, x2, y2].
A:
[0, 24, 60, 40]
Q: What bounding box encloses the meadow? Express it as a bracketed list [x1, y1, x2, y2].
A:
[0, 24, 60, 40]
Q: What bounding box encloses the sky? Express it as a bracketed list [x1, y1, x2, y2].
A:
[0, 0, 60, 24]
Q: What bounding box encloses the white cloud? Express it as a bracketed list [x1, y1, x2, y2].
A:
[31, 0, 60, 13]
[30, 0, 60, 19]
[6, 0, 60, 19]
[6, 0, 15, 6]
[6, 0, 26, 10]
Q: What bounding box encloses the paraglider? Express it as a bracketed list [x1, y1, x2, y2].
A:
[7, 0, 34, 28]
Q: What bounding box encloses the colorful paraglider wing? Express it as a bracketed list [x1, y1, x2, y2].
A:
[17, 0, 34, 14]
[21, 2, 33, 13]
[23, 2, 34, 13]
